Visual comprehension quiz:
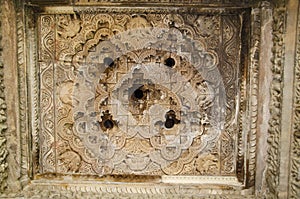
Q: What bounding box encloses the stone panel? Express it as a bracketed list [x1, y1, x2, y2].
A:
[4, 0, 296, 198]
[38, 10, 247, 178]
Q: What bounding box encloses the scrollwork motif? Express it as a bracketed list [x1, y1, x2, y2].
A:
[37, 11, 245, 177]
[0, 1, 266, 198]
[0, 0, 277, 198]
[39, 15, 56, 173]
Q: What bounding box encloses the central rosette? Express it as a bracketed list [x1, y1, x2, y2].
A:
[70, 27, 222, 175]
[72, 56, 216, 174]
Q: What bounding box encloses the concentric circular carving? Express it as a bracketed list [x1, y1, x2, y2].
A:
[53, 14, 231, 175]
[69, 27, 224, 175]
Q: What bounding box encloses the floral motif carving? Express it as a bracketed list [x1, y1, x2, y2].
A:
[195, 154, 219, 174]
[266, 4, 286, 199]
[1, 0, 278, 198]
[39, 15, 56, 173]
[57, 14, 82, 39]
[39, 10, 247, 178]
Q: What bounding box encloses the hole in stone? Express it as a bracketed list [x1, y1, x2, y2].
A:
[100, 110, 117, 131]
[103, 57, 114, 67]
[165, 57, 175, 67]
[164, 110, 180, 129]
[134, 89, 144, 99]
[103, 119, 114, 129]
[165, 118, 175, 129]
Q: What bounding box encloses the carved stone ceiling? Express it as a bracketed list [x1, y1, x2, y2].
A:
[38, 9, 245, 181]
[1, 0, 299, 198]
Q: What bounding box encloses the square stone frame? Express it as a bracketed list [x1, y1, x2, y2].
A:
[0, 0, 291, 198]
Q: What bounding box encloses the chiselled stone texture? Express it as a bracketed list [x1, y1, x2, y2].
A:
[38, 9, 247, 179]
[289, 2, 300, 198]
[74, 0, 257, 6]
[22, 182, 256, 199]
[28, 0, 70, 5]
[0, 0, 8, 192]
[266, 4, 286, 198]
[3, 0, 300, 198]
[16, 3, 31, 187]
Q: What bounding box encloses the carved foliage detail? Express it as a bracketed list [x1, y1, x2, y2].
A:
[39, 15, 56, 173]
[266, 6, 286, 198]
[39, 11, 245, 178]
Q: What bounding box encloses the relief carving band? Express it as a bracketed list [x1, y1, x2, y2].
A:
[39, 11, 243, 177]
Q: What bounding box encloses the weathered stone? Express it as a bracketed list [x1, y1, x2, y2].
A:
[0, 0, 299, 198]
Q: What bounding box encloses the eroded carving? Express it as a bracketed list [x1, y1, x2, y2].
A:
[22, 182, 255, 199]
[39, 15, 56, 173]
[0, 3, 8, 191]
[3, 0, 300, 198]
[266, 5, 286, 198]
[289, 3, 300, 198]
[39, 11, 245, 177]
[74, 0, 257, 6]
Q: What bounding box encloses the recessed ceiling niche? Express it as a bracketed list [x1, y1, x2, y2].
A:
[39, 10, 248, 181]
